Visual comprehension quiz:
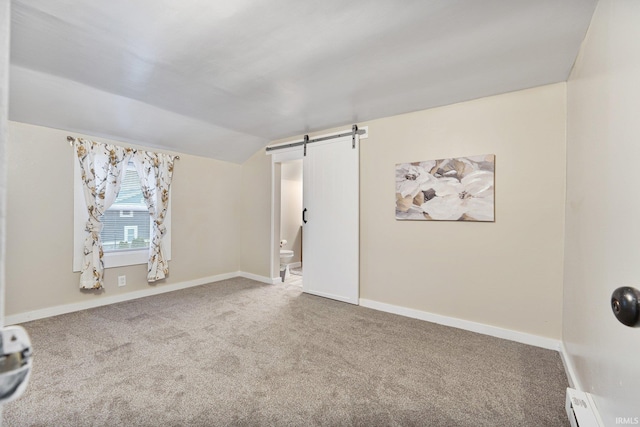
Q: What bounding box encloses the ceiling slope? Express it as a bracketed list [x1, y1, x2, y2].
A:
[9, 0, 597, 163]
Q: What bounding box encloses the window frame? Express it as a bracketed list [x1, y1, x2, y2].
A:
[72, 154, 172, 272]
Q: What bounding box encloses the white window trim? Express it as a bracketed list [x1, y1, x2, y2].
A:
[119, 210, 133, 218]
[72, 155, 172, 272]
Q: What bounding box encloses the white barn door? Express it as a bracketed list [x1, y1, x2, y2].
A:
[302, 135, 359, 304]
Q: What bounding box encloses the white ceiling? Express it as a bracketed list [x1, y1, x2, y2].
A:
[9, 0, 597, 163]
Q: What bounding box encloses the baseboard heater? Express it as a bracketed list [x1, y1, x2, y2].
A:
[566, 388, 603, 427]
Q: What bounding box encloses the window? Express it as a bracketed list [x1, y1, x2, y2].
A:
[73, 156, 172, 271]
[100, 163, 150, 252]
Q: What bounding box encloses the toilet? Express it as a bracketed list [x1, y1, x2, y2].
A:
[279, 249, 294, 281]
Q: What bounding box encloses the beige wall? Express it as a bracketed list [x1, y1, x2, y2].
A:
[280, 161, 302, 264]
[565, 0, 640, 422]
[239, 148, 272, 278]
[246, 83, 567, 340]
[6, 121, 241, 316]
[362, 83, 566, 339]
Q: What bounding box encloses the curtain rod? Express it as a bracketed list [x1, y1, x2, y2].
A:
[265, 125, 365, 153]
[67, 136, 180, 159]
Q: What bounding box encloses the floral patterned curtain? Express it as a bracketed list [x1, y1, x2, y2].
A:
[131, 150, 176, 282]
[73, 138, 131, 289]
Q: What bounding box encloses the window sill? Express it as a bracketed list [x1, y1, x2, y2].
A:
[103, 249, 149, 269]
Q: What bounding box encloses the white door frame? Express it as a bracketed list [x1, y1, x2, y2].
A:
[267, 127, 368, 284]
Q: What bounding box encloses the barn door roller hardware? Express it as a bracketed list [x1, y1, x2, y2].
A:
[265, 125, 365, 153]
[352, 124, 358, 149]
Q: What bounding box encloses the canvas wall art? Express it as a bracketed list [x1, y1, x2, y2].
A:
[396, 154, 495, 221]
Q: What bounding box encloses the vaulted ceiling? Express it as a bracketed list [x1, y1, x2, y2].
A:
[9, 0, 597, 163]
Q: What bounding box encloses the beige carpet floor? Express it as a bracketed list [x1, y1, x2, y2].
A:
[4, 277, 569, 426]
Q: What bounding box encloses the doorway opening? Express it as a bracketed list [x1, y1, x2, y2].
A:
[269, 147, 304, 284]
[279, 159, 303, 286]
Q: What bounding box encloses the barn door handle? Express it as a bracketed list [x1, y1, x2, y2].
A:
[302, 208, 308, 224]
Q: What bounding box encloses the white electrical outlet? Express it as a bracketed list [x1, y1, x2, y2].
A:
[118, 276, 126, 287]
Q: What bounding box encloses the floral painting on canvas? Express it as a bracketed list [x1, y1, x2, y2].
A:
[395, 154, 495, 221]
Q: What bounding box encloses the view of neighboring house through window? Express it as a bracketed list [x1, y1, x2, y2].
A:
[100, 162, 150, 251]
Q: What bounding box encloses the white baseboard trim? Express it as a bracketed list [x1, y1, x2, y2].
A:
[288, 262, 302, 268]
[5, 271, 278, 325]
[237, 271, 280, 285]
[359, 298, 561, 351]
